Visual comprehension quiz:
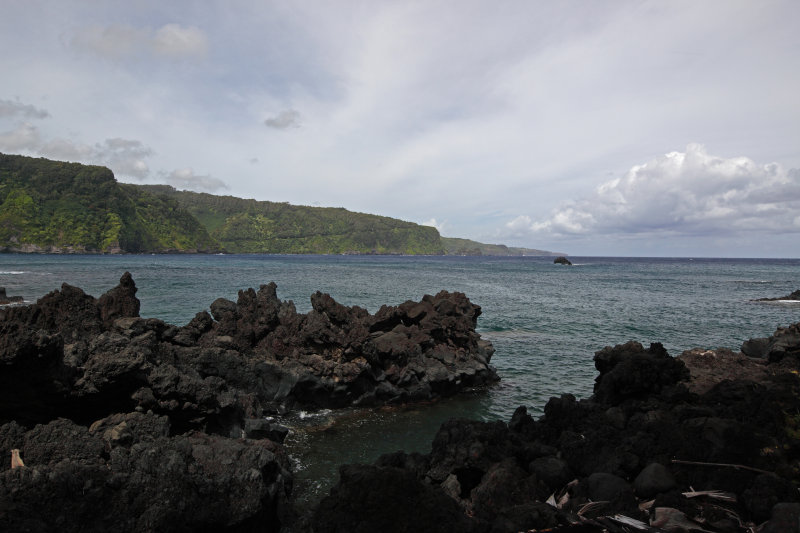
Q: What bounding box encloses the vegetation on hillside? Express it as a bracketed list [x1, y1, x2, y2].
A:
[0, 153, 560, 256]
[135, 186, 444, 255]
[0, 153, 217, 253]
[441, 237, 561, 256]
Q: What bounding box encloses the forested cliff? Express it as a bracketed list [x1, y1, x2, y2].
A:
[0, 153, 441, 254]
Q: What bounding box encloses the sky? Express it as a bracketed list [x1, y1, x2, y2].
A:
[1, 1, 799, 257]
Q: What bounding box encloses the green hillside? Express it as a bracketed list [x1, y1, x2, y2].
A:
[0, 153, 217, 253]
[0, 153, 560, 256]
[134, 185, 444, 255]
[441, 237, 562, 256]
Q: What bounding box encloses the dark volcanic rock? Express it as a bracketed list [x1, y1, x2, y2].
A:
[0, 287, 23, 304]
[312, 465, 477, 533]
[755, 289, 800, 302]
[0, 274, 497, 430]
[0, 415, 293, 532]
[307, 324, 800, 533]
[553, 256, 572, 265]
[593, 341, 689, 405]
[0, 274, 496, 531]
[96, 271, 140, 329]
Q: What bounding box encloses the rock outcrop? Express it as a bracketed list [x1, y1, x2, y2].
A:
[0, 287, 23, 305]
[311, 327, 800, 533]
[554, 256, 572, 265]
[755, 289, 800, 302]
[0, 273, 497, 432]
[0, 273, 496, 531]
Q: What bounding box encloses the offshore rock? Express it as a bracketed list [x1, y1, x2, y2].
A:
[755, 289, 800, 301]
[309, 324, 800, 532]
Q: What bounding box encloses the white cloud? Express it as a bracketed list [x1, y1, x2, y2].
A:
[0, 99, 49, 119]
[506, 144, 800, 242]
[71, 23, 208, 61]
[421, 218, 445, 233]
[264, 110, 301, 129]
[164, 168, 227, 192]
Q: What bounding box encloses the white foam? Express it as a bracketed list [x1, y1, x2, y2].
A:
[0, 271, 26, 274]
[298, 409, 332, 420]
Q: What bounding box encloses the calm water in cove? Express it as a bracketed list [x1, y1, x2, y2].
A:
[2, 254, 799, 504]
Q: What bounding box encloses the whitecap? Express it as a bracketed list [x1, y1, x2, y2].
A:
[0, 271, 26, 274]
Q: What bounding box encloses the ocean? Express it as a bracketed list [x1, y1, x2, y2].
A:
[1, 254, 798, 504]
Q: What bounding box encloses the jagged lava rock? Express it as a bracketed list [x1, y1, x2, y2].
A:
[0, 274, 496, 433]
[308, 325, 800, 532]
[0, 287, 23, 305]
[0, 414, 293, 532]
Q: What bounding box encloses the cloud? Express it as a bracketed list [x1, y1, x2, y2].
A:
[71, 23, 208, 61]
[71, 24, 146, 60]
[0, 119, 152, 180]
[151, 24, 209, 58]
[264, 110, 301, 129]
[506, 144, 800, 241]
[0, 99, 49, 119]
[97, 138, 153, 179]
[0, 122, 42, 152]
[164, 168, 227, 192]
[421, 218, 446, 233]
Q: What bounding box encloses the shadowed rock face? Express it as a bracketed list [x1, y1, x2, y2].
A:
[311, 329, 800, 533]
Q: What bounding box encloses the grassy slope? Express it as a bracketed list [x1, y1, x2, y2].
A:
[136, 185, 444, 255]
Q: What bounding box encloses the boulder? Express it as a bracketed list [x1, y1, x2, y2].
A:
[633, 462, 676, 499]
[553, 256, 572, 265]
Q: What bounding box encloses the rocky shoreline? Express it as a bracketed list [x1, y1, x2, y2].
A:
[1, 275, 799, 532]
[308, 327, 800, 532]
[0, 273, 497, 531]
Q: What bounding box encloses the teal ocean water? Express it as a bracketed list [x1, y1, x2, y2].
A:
[2, 254, 799, 503]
